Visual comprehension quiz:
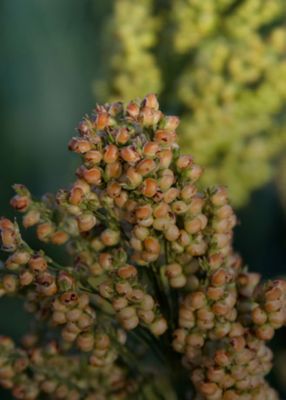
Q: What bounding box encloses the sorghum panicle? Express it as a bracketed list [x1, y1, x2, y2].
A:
[0, 94, 285, 399]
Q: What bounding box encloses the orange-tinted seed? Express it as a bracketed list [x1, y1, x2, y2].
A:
[144, 237, 160, 254]
[28, 255, 48, 273]
[142, 178, 157, 197]
[103, 144, 119, 164]
[116, 127, 130, 144]
[94, 111, 110, 130]
[136, 159, 156, 176]
[68, 138, 92, 154]
[10, 195, 30, 212]
[84, 150, 102, 165]
[82, 167, 102, 185]
[50, 231, 69, 245]
[105, 161, 122, 179]
[143, 141, 159, 157]
[121, 147, 140, 163]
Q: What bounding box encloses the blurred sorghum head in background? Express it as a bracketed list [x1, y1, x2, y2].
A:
[96, 0, 286, 206]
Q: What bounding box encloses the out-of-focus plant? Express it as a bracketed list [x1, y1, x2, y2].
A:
[0, 94, 286, 399]
[276, 156, 286, 212]
[96, 0, 286, 206]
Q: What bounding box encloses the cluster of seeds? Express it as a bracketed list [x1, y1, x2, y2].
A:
[171, 187, 286, 399]
[11, 184, 71, 245]
[1, 94, 286, 399]
[52, 285, 96, 351]
[0, 336, 135, 400]
[190, 332, 278, 400]
[92, 247, 167, 335]
[172, 188, 240, 358]
[0, 218, 112, 366]
[238, 277, 286, 341]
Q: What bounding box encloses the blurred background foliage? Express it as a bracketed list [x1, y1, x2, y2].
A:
[0, 0, 286, 398]
[97, 0, 286, 207]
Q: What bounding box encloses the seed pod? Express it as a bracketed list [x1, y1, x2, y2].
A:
[157, 149, 172, 168]
[211, 269, 228, 287]
[135, 204, 152, 221]
[0, 228, 17, 251]
[140, 294, 155, 311]
[118, 306, 136, 320]
[126, 167, 143, 187]
[94, 111, 110, 130]
[136, 159, 156, 176]
[214, 350, 231, 367]
[143, 141, 159, 158]
[50, 231, 69, 245]
[141, 178, 158, 197]
[170, 275, 187, 288]
[28, 255, 48, 274]
[122, 315, 139, 330]
[138, 309, 155, 324]
[252, 307, 267, 325]
[99, 253, 113, 270]
[22, 209, 41, 228]
[121, 147, 140, 164]
[103, 144, 119, 164]
[2, 275, 18, 293]
[36, 222, 54, 242]
[163, 188, 179, 203]
[268, 310, 285, 328]
[164, 224, 180, 241]
[101, 229, 120, 246]
[78, 313, 93, 330]
[143, 237, 160, 254]
[128, 288, 145, 303]
[117, 264, 137, 279]
[165, 263, 182, 278]
[9, 250, 30, 265]
[186, 164, 203, 182]
[185, 291, 207, 310]
[255, 324, 275, 341]
[69, 186, 84, 206]
[211, 187, 228, 206]
[99, 281, 114, 299]
[77, 213, 96, 232]
[116, 127, 130, 144]
[36, 273, 57, 296]
[78, 293, 90, 309]
[68, 137, 92, 154]
[77, 332, 95, 352]
[84, 149, 102, 165]
[199, 382, 219, 397]
[150, 318, 168, 336]
[66, 308, 82, 322]
[19, 270, 34, 286]
[115, 281, 132, 297]
[60, 291, 79, 307]
[10, 195, 31, 212]
[52, 311, 67, 325]
[113, 297, 128, 311]
[81, 166, 102, 185]
[144, 93, 159, 110]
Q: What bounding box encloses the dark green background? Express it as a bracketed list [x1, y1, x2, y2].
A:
[0, 1, 285, 398]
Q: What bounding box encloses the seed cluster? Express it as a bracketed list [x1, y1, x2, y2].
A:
[0, 94, 286, 399]
[0, 336, 135, 400]
[238, 277, 286, 341]
[171, 190, 286, 399]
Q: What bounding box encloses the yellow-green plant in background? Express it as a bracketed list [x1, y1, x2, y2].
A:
[96, 0, 286, 206]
